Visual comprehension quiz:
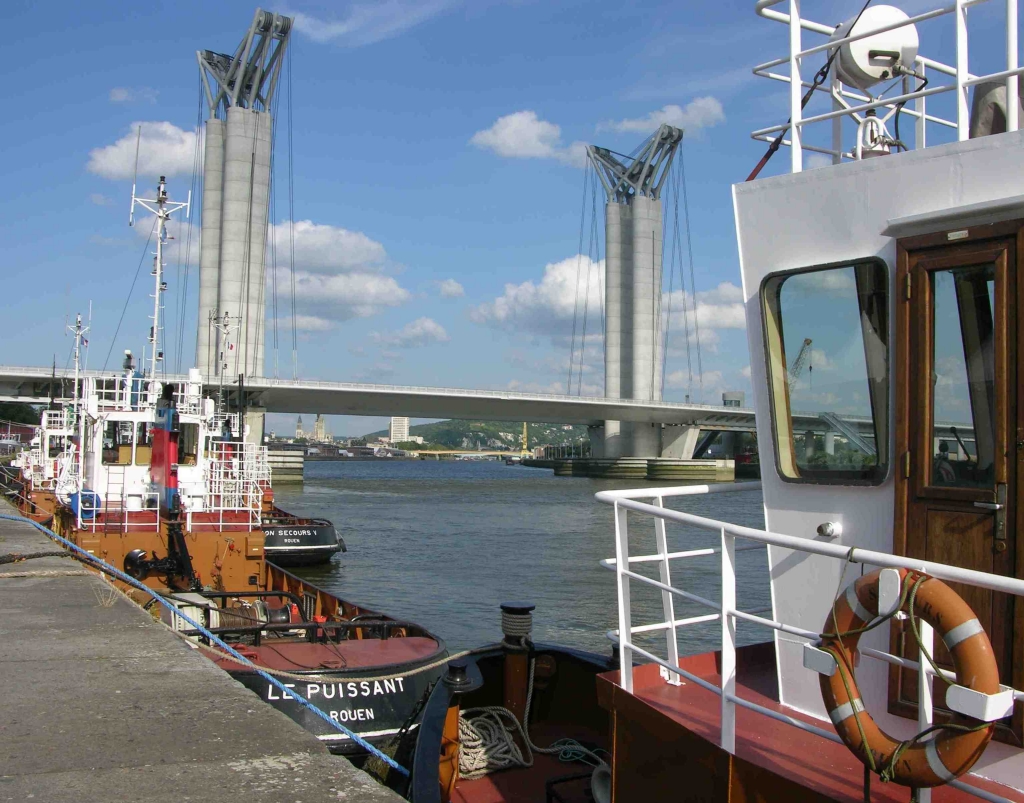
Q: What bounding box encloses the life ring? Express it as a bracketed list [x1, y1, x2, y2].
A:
[820, 568, 999, 787]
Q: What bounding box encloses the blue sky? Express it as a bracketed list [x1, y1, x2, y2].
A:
[0, 0, 1011, 437]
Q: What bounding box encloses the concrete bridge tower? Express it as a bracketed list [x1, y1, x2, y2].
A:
[587, 125, 682, 457]
[196, 9, 291, 379]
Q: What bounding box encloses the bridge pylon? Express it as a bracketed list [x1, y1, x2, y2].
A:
[587, 124, 683, 458]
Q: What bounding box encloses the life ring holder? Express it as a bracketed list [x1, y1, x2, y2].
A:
[818, 566, 1001, 788]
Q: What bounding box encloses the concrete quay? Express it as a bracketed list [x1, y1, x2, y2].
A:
[0, 503, 401, 803]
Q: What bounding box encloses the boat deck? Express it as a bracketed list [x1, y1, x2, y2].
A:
[0, 503, 402, 803]
[452, 722, 605, 803]
[212, 636, 441, 672]
[597, 644, 1024, 802]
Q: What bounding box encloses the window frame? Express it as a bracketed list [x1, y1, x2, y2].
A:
[759, 256, 891, 487]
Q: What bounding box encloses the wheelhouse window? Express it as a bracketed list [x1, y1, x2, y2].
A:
[134, 423, 153, 465]
[762, 259, 889, 484]
[102, 420, 133, 466]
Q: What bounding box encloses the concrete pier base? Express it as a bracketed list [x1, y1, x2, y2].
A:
[0, 504, 400, 802]
[527, 457, 734, 482]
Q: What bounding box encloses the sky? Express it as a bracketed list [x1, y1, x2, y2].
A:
[0, 0, 1012, 438]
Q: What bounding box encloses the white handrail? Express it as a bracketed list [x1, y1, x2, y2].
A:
[595, 481, 1023, 802]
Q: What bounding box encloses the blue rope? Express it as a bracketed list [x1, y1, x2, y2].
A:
[0, 511, 410, 777]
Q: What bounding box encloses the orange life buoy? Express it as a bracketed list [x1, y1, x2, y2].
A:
[820, 568, 999, 787]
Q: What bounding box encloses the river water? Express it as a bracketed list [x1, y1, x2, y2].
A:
[276, 460, 769, 657]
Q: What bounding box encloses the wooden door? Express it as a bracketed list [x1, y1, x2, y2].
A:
[892, 223, 1022, 732]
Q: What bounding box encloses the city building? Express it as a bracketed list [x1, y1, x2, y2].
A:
[313, 414, 328, 443]
[295, 415, 304, 439]
[390, 416, 410, 443]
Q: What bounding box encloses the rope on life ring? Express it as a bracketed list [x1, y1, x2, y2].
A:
[820, 567, 999, 788]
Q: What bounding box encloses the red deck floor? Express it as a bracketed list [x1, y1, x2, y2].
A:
[599, 648, 1024, 802]
[211, 636, 441, 671]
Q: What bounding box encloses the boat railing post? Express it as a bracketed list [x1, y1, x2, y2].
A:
[613, 501, 634, 693]
[1008, 0, 1019, 132]
[915, 59, 927, 149]
[955, 0, 969, 140]
[654, 496, 681, 685]
[720, 526, 737, 754]
[789, 0, 803, 172]
[917, 616, 935, 803]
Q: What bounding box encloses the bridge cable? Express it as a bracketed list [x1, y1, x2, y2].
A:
[260, 49, 285, 381]
[269, 100, 281, 379]
[679, 134, 704, 399]
[174, 71, 205, 374]
[667, 158, 694, 399]
[566, 165, 591, 394]
[102, 219, 157, 372]
[576, 171, 601, 396]
[661, 169, 678, 400]
[252, 40, 282, 380]
[287, 42, 299, 380]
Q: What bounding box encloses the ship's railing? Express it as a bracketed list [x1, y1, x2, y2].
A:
[42, 409, 69, 432]
[596, 481, 1024, 803]
[752, 0, 1020, 172]
[87, 375, 204, 416]
[194, 441, 268, 531]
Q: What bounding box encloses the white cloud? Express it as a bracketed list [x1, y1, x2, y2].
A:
[470, 111, 587, 167]
[89, 193, 114, 206]
[740, 365, 752, 379]
[373, 317, 450, 348]
[284, 311, 335, 329]
[664, 282, 746, 331]
[269, 219, 411, 323]
[285, 270, 411, 319]
[602, 97, 726, 135]
[270, 220, 387, 273]
[109, 87, 158, 103]
[666, 369, 724, 392]
[291, 1, 454, 47]
[87, 121, 199, 181]
[470, 254, 605, 339]
[438, 278, 465, 298]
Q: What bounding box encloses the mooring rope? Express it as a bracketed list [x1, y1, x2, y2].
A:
[458, 656, 607, 780]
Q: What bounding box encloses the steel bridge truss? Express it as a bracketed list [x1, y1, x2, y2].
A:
[587, 124, 684, 203]
[197, 8, 291, 116]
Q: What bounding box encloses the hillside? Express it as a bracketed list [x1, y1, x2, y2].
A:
[364, 419, 590, 451]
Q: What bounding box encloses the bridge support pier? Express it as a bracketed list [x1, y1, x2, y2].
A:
[661, 425, 701, 460]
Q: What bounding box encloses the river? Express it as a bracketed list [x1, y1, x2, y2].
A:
[276, 460, 769, 657]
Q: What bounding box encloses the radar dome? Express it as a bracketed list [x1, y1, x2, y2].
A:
[829, 5, 919, 91]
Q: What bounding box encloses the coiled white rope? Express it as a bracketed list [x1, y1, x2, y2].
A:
[458, 656, 608, 780]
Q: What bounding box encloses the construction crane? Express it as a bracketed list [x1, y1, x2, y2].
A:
[788, 338, 813, 390]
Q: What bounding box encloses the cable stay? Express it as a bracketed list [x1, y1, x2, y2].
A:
[287, 41, 298, 380]
[566, 165, 591, 394]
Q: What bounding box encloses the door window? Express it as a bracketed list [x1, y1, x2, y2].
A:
[930, 266, 996, 489]
[762, 260, 889, 484]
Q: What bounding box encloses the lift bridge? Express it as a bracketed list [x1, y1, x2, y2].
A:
[0, 365, 910, 461]
[0, 9, 918, 462]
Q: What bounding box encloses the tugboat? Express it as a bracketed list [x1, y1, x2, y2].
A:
[262, 506, 347, 567]
[7, 176, 446, 759]
[407, 3, 1024, 801]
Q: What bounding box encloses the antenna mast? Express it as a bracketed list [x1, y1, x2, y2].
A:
[130, 176, 191, 383]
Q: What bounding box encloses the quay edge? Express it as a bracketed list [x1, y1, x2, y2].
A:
[0, 502, 402, 803]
